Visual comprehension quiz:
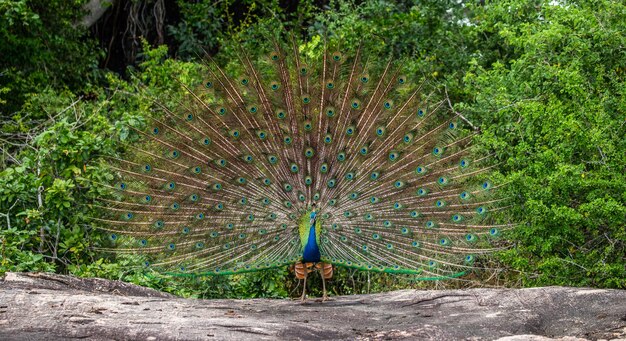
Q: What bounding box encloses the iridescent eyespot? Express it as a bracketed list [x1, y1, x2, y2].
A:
[332, 51, 342, 62]
[304, 147, 314, 158]
[327, 179, 337, 188]
[393, 180, 405, 189]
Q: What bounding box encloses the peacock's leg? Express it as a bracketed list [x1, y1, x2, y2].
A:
[321, 270, 328, 302]
[300, 264, 308, 302]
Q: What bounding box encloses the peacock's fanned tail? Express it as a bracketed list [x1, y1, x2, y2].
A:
[94, 38, 511, 278]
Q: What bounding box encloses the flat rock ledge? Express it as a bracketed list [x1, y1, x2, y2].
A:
[1, 272, 625, 341]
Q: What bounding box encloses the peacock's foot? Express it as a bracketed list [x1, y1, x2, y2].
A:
[315, 295, 332, 303]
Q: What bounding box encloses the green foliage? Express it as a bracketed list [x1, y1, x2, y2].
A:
[168, 0, 224, 59]
[0, 0, 102, 114]
[464, 0, 626, 287]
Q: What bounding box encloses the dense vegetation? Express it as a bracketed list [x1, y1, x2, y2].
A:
[1, 0, 624, 298]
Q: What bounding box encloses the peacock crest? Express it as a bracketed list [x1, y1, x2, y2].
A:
[94, 36, 512, 299]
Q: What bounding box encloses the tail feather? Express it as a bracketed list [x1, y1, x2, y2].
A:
[93, 37, 512, 278]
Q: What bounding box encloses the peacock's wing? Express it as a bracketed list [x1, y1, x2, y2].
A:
[94, 37, 511, 278]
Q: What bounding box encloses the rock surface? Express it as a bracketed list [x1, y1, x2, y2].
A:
[1, 272, 625, 340]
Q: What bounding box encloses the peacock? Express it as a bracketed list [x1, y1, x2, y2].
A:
[94, 37, 511, 301]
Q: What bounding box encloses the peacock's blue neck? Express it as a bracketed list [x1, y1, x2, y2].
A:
[302, 220, 321, 262]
